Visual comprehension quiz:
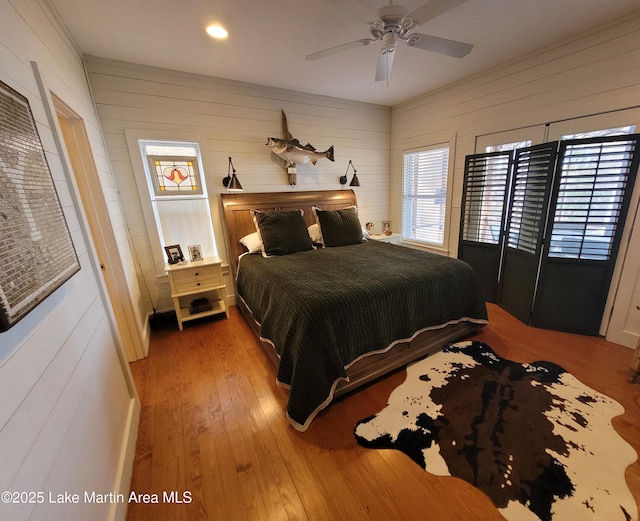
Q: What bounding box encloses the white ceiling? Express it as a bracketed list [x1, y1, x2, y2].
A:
[48, 0, 640, 107]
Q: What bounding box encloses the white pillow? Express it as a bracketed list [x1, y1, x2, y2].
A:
[239, 231, 263, 253]
[308, 223, 323, 243]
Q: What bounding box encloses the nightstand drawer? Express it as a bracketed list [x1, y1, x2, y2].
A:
[173, 266, 221, 292]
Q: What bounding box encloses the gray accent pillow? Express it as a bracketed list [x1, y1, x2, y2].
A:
[252, 209, 313, 257]
[313, 206, 363, 247]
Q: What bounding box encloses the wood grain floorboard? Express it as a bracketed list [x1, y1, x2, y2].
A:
[127, 304, 640, 520]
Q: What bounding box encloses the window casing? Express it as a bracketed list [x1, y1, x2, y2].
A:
[140, 141, 217, 264]
[402, 145, 450, 248]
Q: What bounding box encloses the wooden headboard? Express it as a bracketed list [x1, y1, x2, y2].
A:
[221, 189, 358, 276]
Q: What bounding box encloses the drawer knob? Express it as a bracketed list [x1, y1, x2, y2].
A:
[195, 272, 199, 276]
[196, 282, 201, 286]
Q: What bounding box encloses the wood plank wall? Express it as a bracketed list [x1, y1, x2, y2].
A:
[390, 11, 640, 343]
[0, 1, 139, 520]
[84, 57, 391, 312]
[390, 11, 640, 256]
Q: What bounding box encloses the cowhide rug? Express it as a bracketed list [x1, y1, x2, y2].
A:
[354, 341, 637, 521]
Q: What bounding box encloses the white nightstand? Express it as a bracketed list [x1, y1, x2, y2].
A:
[370, 232, 402, 245]
[165, 258, 228, 330]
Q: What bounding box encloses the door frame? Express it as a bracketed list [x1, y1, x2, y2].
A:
[53, 96, 146, 361]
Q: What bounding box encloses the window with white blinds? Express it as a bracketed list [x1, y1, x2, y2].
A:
[402, 146, 449, 246]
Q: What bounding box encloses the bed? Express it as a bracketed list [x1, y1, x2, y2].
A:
[221, 189, 488, 431]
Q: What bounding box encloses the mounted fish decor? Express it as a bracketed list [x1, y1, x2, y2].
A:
[265, 137, 335, 167]
[266, 111, 334, 185]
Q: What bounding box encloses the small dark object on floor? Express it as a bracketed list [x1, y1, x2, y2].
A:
[149, 310, 177, 330]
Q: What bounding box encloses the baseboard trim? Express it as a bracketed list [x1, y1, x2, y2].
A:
[108, 396, 140, 521]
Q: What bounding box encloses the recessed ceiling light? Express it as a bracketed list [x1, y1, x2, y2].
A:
[206, 24, 228, 39]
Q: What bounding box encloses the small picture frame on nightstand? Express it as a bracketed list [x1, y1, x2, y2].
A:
[382, 221, 392, 236]
[164, 244, 184, 264]
[188, 244, 203, 262]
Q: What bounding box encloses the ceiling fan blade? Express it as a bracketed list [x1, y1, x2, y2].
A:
[406, 33, 473, 58]
[409, 0, 469, 26]
[375, 45, 396, 82]
[305, 38, 377, 61]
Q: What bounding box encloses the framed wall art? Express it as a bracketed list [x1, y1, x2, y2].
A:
[0, 80, 80, 331]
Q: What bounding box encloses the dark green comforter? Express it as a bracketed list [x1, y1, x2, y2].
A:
[236, 240, 488, 430]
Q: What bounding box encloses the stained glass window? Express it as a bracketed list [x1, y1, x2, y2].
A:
[147, 156, 202, 196]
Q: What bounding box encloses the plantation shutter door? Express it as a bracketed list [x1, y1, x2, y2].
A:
[532, 135, 640, 334]
[458, 151, 513, 302]
[497, 142, 558, 324]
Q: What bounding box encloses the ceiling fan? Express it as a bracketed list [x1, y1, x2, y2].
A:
[305, 0, 474, 82]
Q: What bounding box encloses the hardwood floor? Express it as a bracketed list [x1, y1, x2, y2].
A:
[127, 304, 640, 521]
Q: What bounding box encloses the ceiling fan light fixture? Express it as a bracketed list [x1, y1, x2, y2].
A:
[382, 31, 396, 44]
[382, 43, 395, 54]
